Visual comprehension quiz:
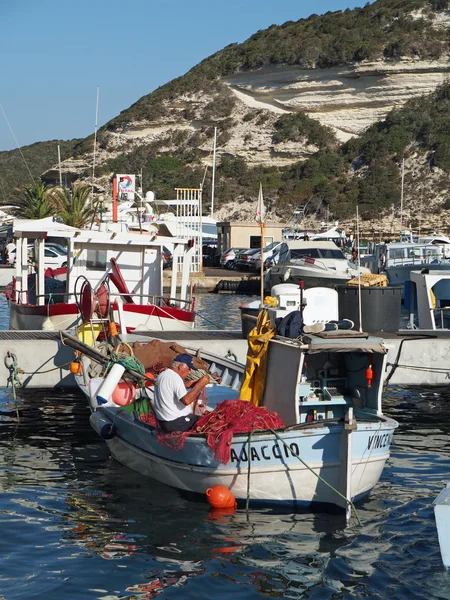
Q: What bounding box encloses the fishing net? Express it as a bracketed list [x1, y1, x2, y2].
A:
[139, 399, 285, 464]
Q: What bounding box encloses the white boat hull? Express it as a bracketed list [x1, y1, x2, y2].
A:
[90, 409, 397, 508]
[266, 266, 355, 290]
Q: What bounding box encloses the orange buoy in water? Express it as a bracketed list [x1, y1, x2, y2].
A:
[208, 506, 236, 520]
[206, 485, 237, 509]
[111, 381, 136, 406]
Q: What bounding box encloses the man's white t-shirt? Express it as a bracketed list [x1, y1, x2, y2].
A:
[153, 368, 192, 422]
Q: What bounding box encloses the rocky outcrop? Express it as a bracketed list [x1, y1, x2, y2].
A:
[224, 59, 450, 142]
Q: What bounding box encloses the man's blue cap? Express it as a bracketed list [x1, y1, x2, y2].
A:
[175, 354, 195, 369]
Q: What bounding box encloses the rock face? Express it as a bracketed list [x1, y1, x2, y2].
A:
[49, 58, 450, 184]
[42, 7, 450, 230]
[224, 59, 450, 142]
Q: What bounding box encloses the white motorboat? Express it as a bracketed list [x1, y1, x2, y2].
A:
[265, 241, 369, 291]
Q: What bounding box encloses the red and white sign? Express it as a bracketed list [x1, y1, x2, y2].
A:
[117, 174, 136, 199]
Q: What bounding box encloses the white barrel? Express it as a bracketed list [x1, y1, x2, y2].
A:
[96, 363, 126, 405]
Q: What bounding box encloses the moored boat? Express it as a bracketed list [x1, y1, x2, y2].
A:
[73, 320, 398, 512]
[265, 240, 370, 291]
[6, 218, 196, 332]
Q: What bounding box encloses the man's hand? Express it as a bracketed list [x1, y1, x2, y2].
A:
[181, 375, 210, 406]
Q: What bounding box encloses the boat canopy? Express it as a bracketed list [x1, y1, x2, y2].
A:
[299, 333, 386, 355]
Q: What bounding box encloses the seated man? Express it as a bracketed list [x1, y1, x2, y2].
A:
[153, 354, 209, 433]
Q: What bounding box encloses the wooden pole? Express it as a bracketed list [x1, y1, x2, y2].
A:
[112, 177, 118, 223]
[260, 222, 265, 306]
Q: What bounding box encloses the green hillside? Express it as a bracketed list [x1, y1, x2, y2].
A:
[1, 0, 450, 222]
[0, 138, 81, 205]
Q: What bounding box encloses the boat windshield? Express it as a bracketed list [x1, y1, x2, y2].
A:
[290, 248, 321, 260]
[318, 248, 347, 260]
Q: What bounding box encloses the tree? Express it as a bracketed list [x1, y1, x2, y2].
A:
[2, 182, 56, 219]
[52, 183, 95, 228]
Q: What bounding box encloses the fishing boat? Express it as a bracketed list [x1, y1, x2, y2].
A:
[5, 217, 196, 332]
[265, 240, 370, 291]
[365, 240, 450, 286]
[71, 317, 398, 512]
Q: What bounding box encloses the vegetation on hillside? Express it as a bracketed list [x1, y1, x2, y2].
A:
[106, 0, 449, 128]
[0, 139, 80, 206]
[2, 0, 450, 224]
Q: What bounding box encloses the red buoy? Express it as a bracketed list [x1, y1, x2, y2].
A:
[206, 485, 237, 509]
[365, 364, 374, 388]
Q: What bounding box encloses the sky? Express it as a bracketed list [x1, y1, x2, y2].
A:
[1, 0, 368, 152]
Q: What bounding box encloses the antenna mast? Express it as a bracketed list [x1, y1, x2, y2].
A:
[399, 158, 405, 238]
[210, 126, 217, 219]
[57, 145, 63, 188]
[91, 86, 100, 204]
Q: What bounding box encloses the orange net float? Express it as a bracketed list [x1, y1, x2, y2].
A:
[69, 361, 82, 375]
[109, 322, 118, 337]
[144, 371, 156, 387]
[205, 485, 237, 509]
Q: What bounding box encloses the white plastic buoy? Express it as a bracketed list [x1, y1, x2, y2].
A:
[96, 363, 126, 405]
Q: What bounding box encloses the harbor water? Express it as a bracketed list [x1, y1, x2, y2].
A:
[1, 295, 450, 599]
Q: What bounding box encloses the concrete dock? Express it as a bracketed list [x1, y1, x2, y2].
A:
[0, 328, 449, 389]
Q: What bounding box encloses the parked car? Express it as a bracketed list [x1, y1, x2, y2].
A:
[248, 241, 283, 271]
[162, 246, 172, 269]
[45, 243, 67, 256]
[220, 247, 246, 269]
[203, 244, 220, 267]
[9, 245, 67, 268]
[235, 248, 259, 270]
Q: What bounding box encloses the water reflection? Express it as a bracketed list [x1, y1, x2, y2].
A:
[1, 382, 450, 598]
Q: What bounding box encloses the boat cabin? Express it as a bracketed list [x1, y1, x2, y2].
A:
[262, 333, 386, 426]
[370, 241, 444, 271]
[11, 218, 193, 308]
[408, 269, 450, 329]
[277, 240, 348, 266]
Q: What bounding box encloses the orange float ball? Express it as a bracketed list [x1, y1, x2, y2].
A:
[206, 485, 237, 509]
[69, 361, 82, 375]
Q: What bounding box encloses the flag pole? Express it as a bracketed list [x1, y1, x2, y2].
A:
[257, 182, 265, 307]
[260, 219, 265, 306]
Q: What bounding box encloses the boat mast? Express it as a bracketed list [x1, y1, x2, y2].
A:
[400, 158, 405, 239]
[91, 86, 100, 205]
[210, 126, 217, 219]
[57, 145, 63, 188]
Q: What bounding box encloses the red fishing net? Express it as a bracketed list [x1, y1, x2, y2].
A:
[139, 399, 285, 464]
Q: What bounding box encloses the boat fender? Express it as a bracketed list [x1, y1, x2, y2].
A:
[206, 485, 237, 509]
[100, 423, 117, 440]
[97, 363, 126, 405]
[111, 381, 136, 406]
[69, 360, 82, 375]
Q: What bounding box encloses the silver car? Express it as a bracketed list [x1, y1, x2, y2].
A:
[220, 247, 245, 268]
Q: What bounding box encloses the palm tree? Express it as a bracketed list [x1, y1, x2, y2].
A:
[52, 183, 95, 228]
[2, 182, 56, 219]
